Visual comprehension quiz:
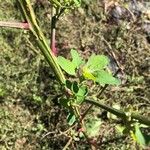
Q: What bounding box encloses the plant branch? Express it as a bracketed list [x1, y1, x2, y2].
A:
[56, 8, 66, 20]
[85, 99, 150, 126]
[50, 7, 66, 55]
[62, 137, 73, 150]
[17, 0, 66, 84]
[51, 6, 57, 55]
[73, 105, 97, 149]
[0, 21, 29, 29]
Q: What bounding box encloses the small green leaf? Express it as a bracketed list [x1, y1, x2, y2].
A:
[57, 56, 76, 75]
[73, 0, 81, 7]
[71, 49, 83, 68]
[77, 86, 87, 97]
[96, 70, 120, 85]
[82, 66, 96, 81]
[59, 98, 70, 108]
[33, 94, 42, 104]
[0, 88, 6, 97]
[65, 80, 72, 90]
[134, 123, 146, 146]
[86, 54, 109, 70]
[72, 81, 79, 93]
[67, 112, 76, 126]
[75, 86, 87, 104]
[82, 54, 120, 85]
[115, 125, 126, 134]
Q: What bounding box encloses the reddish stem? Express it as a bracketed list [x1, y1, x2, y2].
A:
[50, 6, 57, 56]
[51, 27, 57, 56]
[0, 21, 30, 29]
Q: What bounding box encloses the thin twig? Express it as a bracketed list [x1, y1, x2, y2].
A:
[72, 105, 97, 150]
[56, 8, 66, 20]
[62, 137, 73, 150]
[25, 36, 39, 54]
[82, 131, 97, 150]
[41, 124, 76, 140]
[41, 131, 55, 140]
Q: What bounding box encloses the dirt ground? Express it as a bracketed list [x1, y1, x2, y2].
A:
[0, 0, 150, 149]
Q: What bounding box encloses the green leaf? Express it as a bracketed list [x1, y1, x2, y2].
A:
[49, 0, 61, 7]
[82, 54, 120, 85]
[73, 0, 81, 7]
[71, 49, 83, 68]
[75, 86, 87, 104]
[86, 54, 109, 71]
[82, 66, 96, 81]
[57, 56, 76, 75]
[95, 70, 120, 85]
[67, 112, 76, 126]
[33, 94, 42, 104]
[65, 80, 72, 90]
[57, 49, 83, 75]
[76, 86, 87, 97]
[59, 98, 70, 108]
[72, 81, 79, 93]
[134, 123, 146, 146]
[0, 88, 6, 97]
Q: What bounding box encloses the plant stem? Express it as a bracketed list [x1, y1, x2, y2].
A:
[85, 99, 150, 126]
[73, 106, 97, 150]
[50, 7, 66, 56]
[0, 21, 29, 29]
[18, 0, 66, 84]
[62, 137, 73, 150]
[51, 6, 57, 55]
